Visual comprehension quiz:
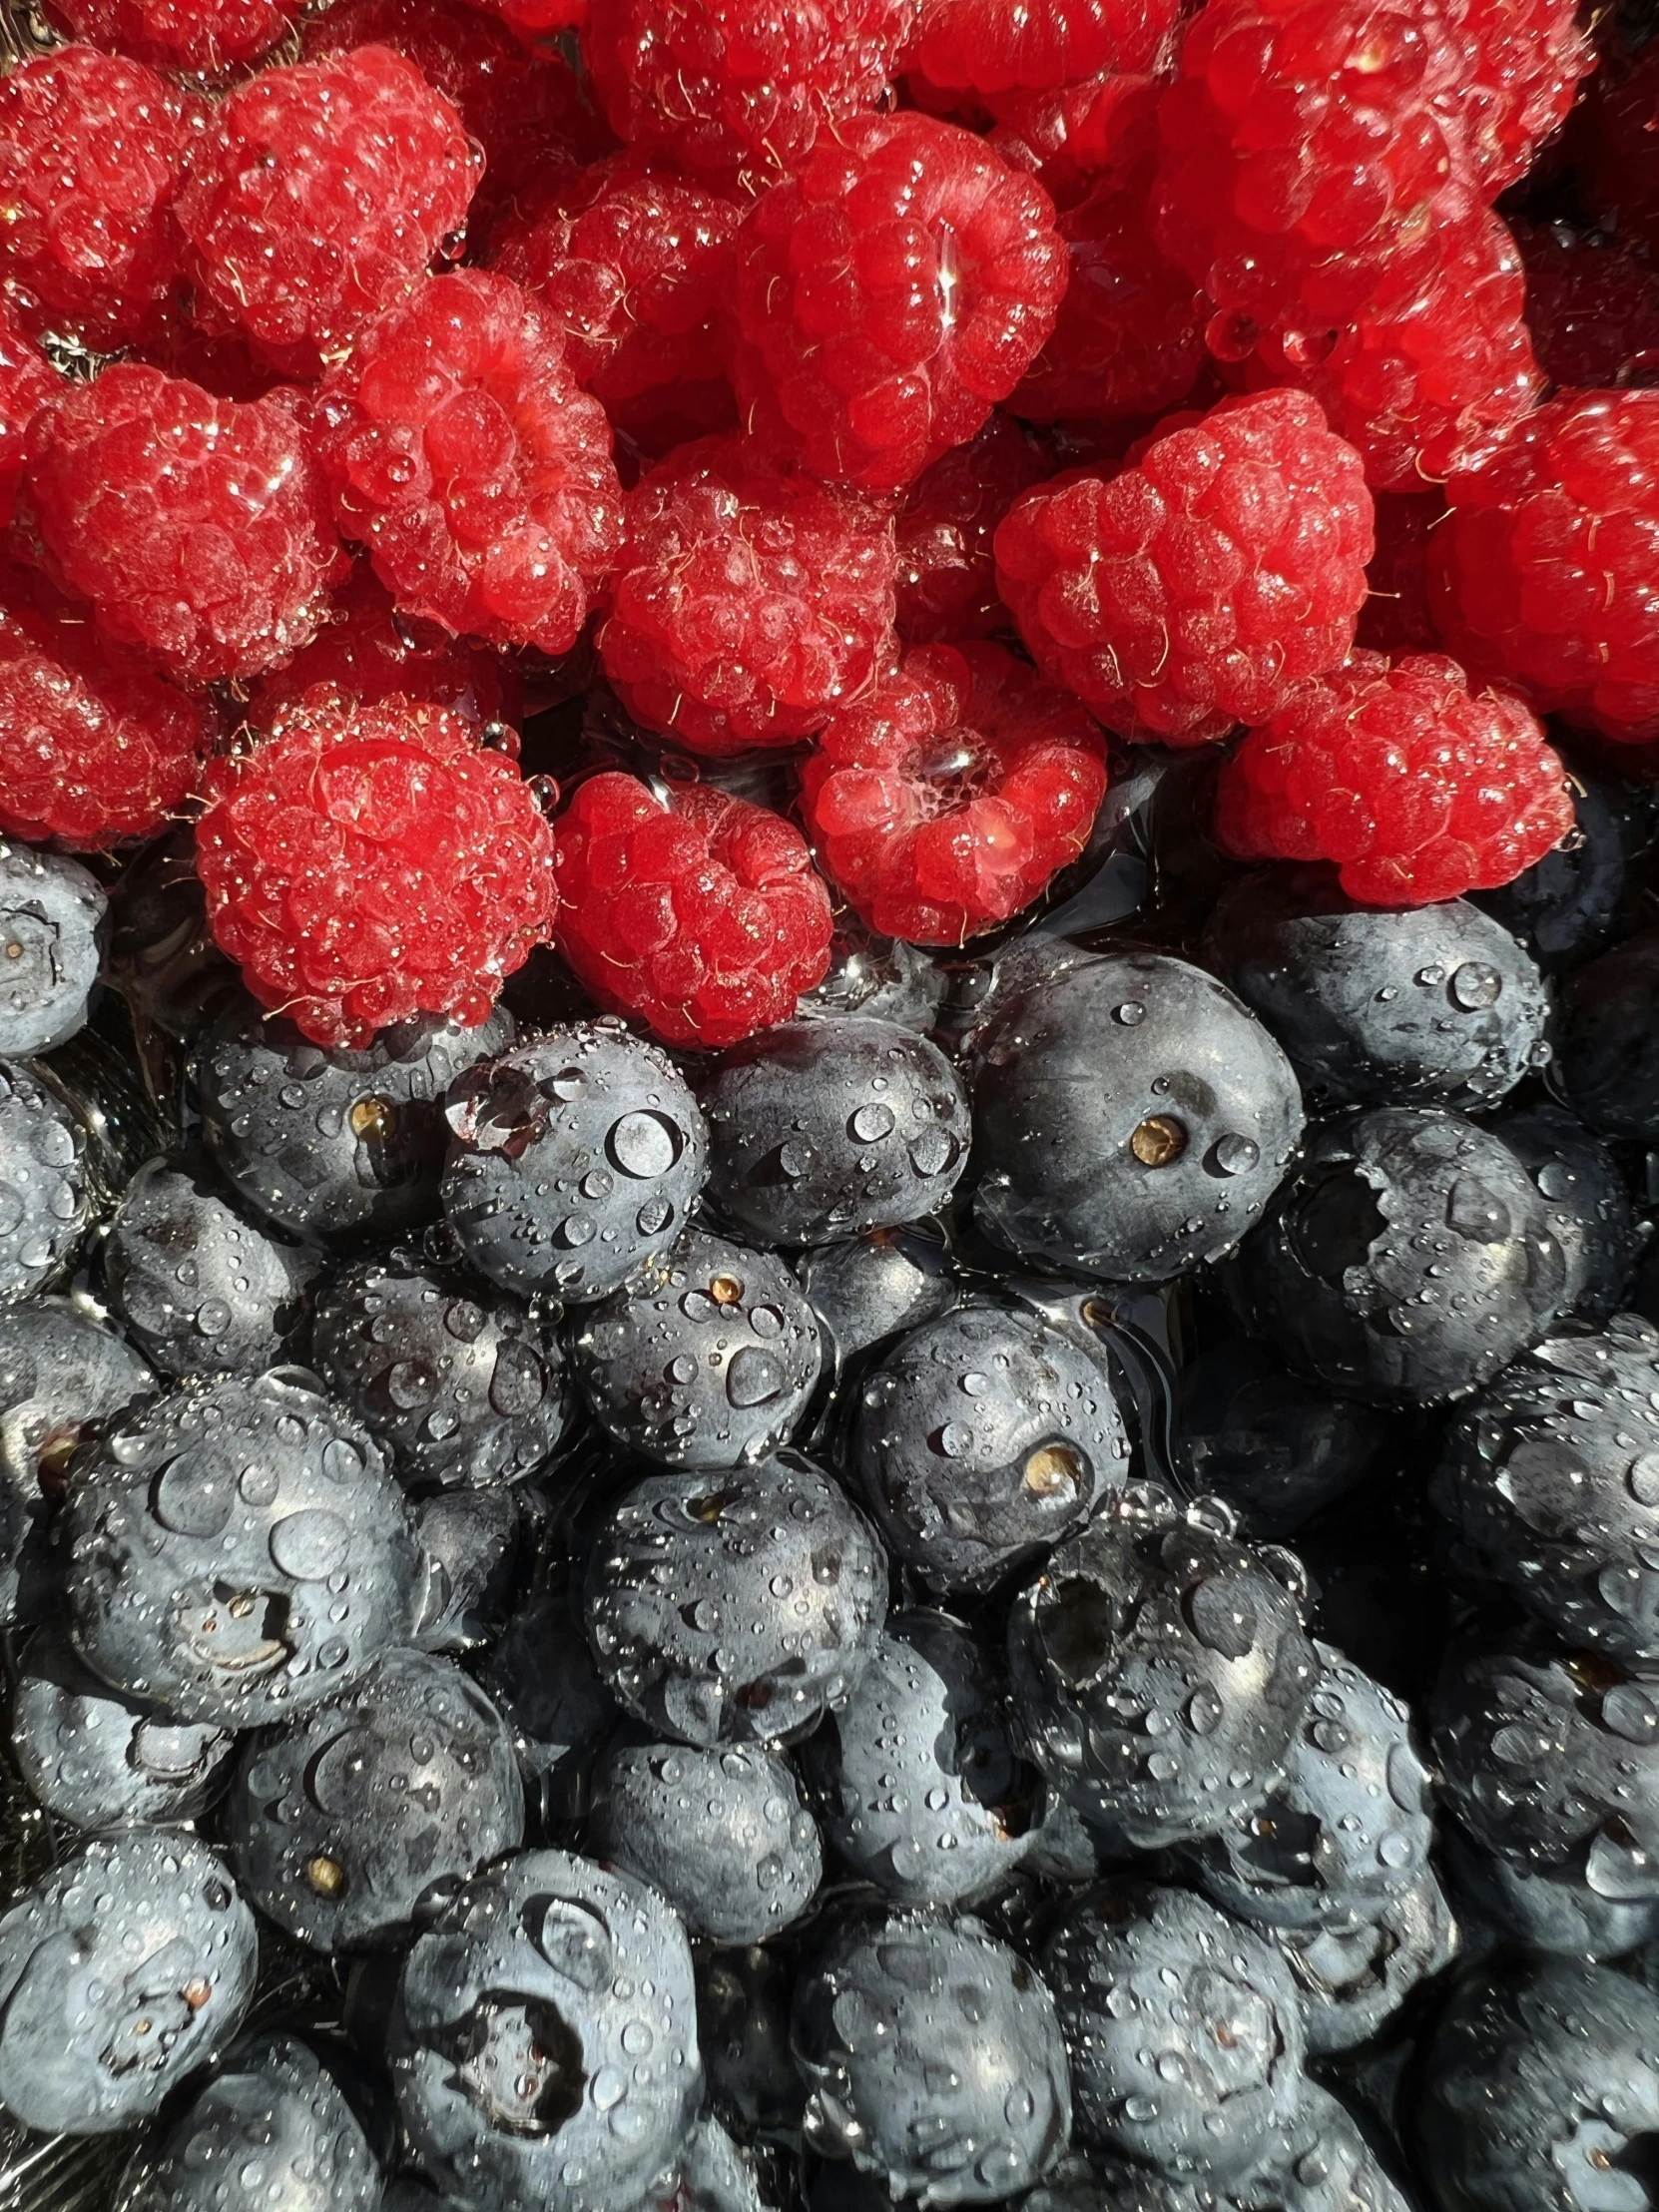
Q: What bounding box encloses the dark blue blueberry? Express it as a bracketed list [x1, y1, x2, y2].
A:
[1270, 1869, 1457, 2054]
[1441, 1817, 1659, 1962]
[796, 1225, 958, 1374]
[0, 1054, 93, 1303]
[1486, 1102, 1640, 1323]
[1555, 923, 1659, 1143]
[1473, 764, 1655, 974]
[798, 919, 947, 1031]
[0, 839, 105, 1057]
[1236, 2085, 1419, 2212]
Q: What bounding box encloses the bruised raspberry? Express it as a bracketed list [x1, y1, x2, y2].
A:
[802, 640, 1107, 942]
[1358, 491, 1443, 655]
[0, 308, 57, 533]
[906, 0, 1179, 98]
[995, 388, 1374, 744]
[45, 0, 295, 70]
[598, 435, 897, 757]
[197, 692, 555, 1047]
[553, 772, 832, 1047]
[1214, 649, 1573, 904]
[731, 112, 1066, 492]
[1513, 220, 1659, 392]
[315, 269, 622, 658]
[894, 411, 1049, 645]
[176, 45, 482, 378]
[21, 364, 347, 688]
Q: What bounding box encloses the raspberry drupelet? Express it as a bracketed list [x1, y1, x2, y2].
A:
[45, 0, 295, 71]
[315, 270, 623, 658]
[802, 641, 1108, 942]
[894, 412, 1050, 644]
[21, 365, 347, 689]
[1513, 221, 1659, 393]
[904, 0, 1180, 95]
[994, 388, 1375, 744]
[1214, 650, 1573, 904]
[552, 773, 833, 1048]
[598, 435, 897, 758]
[196, 693, 556, 1048]
[731, 112, 1067, 493]
[175, 45, 482, 379]
[0, 310, 57, 533]
[1427, 390, 1659, 747]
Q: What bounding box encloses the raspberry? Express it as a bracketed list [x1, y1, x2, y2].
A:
[597, 435, 896, 757]
[244, 561, 521, 733]
[0, 569, 214, 847]
[585, 0, 916, 183]
[175, 46, 482, 378]
[894, 411, 1049, 644]
[490, 160, 742, 449]
[1514, 221, 1659, 392]
[0, 308, 57, 533]
[905, 0, 1180, 97]
[1214, 649, 1573, 903]
[802, 640, 1107, 940]
[994, 388, 1374, 744]
[315, 270, 622, 658]
[45, 0, 294, 70]
[1571, 35, 1659, 259]
[731, 113, 1066, 492]
[1358, 490, 1442, 654]
[460, 0, 586, 32]
[21, 364, 346, 688]
[1427, 390, 1659, 747]
[989, 71, 1163, 213]
[0, 48, 196, 354]
[196, 693, 555, 1047]
[552, 773, 832, 1047]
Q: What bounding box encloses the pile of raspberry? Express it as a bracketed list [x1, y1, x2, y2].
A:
[0, 0, 1651, 1048]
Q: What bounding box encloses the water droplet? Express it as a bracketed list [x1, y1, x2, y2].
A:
[608, 1111, 683, 1179]
[728, 1347, 785, 1407]
[849, 1103, 895, 1144]
[1449, 961, 1502, 1010]
[1212, 1133, 1259, 1177]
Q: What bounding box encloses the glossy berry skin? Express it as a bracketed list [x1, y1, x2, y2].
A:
[907, 0, 1179, 95]
[0, 843, 104, 1060]
[1489, 1102, 1639, 1325]
[893, 412, 1049, 644]
[0, 1057, 92, 1306]
[197, 694, 556, 1050]
[584, 0, 916, 184]
[317, 271, 622, 657]
[1215, 651, 1573, 905]
[1514, 220, 1659, 392]
[176, 46, 482, 379]
[0, 310, 54, 536]
[0, 1301, 155, 1522]
[21, 368, 346, 689]
[1429, 391, 1659, 747]
[46, 0, 294, 69]
[552, 774, 832, 1049]
[1555, 926, 1659, 1144]
[1276, 1871, 1455, 2056]
[803, 643, 1107, 943]
[996, 391, 1374, 744]
[0, 48, 194, 352]
[731, 113, 1067, 493]
[598, 436, 897, 757]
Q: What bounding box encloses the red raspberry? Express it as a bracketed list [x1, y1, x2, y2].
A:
[989, 71, 1161, 213]
[1357, 490, 1442, 654]
[552, 772, 832, 1047]
[175, 46, 481, 379]
[905, 0, 1179, 97]
[994, 389, 1374, 744]
[45, 0, 294, 70]
[1214, 649, 1573, 903]
[0, 48, 196, 352]
[585, 0, 916, 183]
[802, 641, 1107, 941]
[894, 411, 1049, 644]
[731, 113, 1066, 492]
[460, 0, 586, 32]
[598, 435, 897, 757]
[1571, 36, 1659, 259]
[197, 693, 555, 1047]
[315, 270, 621, 659]
[490, 159, 742, 449]
[1513, 220, 1659, 392]
[1427, 390, 1659, 748]
[21, 364, 347, 688]
[245, 562, 521, 732]
[0, 570, 214, 848]
[0, 309, 58, 533]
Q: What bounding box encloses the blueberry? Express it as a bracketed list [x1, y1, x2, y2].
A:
[1231, 1107, 1566, 1406]
[1236, 2085, 1418, 2212]
[1555, 923, 1659, 1143]
[1440, 1817, 1659, 1962]
[696, 1945, 803, 2136]
[574, 1228, 822, 1469]
[1008, 1487, 1317, 1849]
[1410, 1956, 1659, 2212]
[68, 1368, 423, 1726]
[1484, 1102, 1640, 1323]
[443, 1024, 709, 1301]
[412, 1482, 520, 1653]
[198, 991, 515, 1246]
[1431, 1316, 1659, 1658]
[967, 946, 1304, 1283]
[1188, 1645, 1433, 1930]
[588, 1737, 822, 1941]
[799, 922, 947, 1032]
[107, 823, 237, 1045]
[794, 1906, 1070, 2205]
[585, 1452, 887, 1748]
[0, 1055, 93, 1302]
[312, 1251, 568, 1490]
[476, 1578, 620, 1824]
[11, 1619, 236, 1831]
[1473, 764, 1654, 974]
[799, 1608, 1044, 1905]
[0, 1828, 257, 2134]
[0, 839, 105, 1057]
[119, 2033, 381, 2212]
[1202, 869, 1548, 1110]
[797, 1226, 958, 1373]
[389, 1847, 701, 2212]
[850, 1297, 1129, 1593]
[1018, 2153, 1210, 2212]
[668, 2111, 774, 2212]
[1270, 1869, 1457, 2054]
[697, 1015, 968, 1247]
[104, 1155, 317, 1378]
[1041, 1882, 1305, 2180]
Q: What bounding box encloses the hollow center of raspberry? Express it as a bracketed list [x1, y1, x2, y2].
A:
[903, 728, 998, 819]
